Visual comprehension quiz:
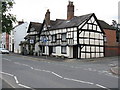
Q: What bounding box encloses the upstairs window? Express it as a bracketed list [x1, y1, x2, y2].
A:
[61, 46, 67, 54]
[61, 33, 67, 41]
[51, 34, 56, 42]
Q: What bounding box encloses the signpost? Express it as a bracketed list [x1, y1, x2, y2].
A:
[41, 36, 48, 59]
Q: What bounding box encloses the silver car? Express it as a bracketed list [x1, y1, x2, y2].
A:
[0, 48, 9, 54]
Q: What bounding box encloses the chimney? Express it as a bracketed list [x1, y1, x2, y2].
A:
[18, 20, 24, 25]
[67, 1, 74, 20]
[45, 9, 50, 26]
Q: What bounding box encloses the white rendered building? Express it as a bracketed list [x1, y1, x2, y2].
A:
[14, 22, 29, 53]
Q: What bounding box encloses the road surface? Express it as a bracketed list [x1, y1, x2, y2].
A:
[1, 53, 119, 89]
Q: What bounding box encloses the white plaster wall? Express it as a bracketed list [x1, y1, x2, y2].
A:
[56, 46, 61, 56]
[9, 30, 14, 51]
[14, 22, 29, 53]
[68, 46, 73, 58]
[44, 46, 49, 55]
[74, 31, 77, 44]
[78, 47, 80, 58]
[35, 42, 40, 52]
[81, 53, 85, 58]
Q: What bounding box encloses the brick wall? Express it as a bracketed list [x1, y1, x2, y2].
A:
[104, 29, 120, 56]
[104, 29, 117, 46]
[105, 45, 120, 57]
[6, 33, 9, 50]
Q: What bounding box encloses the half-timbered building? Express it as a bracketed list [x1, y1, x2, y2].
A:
[39, 1, 105, 59]
[20, 22, 42, 55]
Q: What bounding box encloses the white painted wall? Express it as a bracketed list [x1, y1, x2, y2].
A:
[74, 31, 77, 44]
[44, 46, 49, 55]
[9, 30, 14, 52]
[35, 42, 40, 52]
[14, 22, 29, 53]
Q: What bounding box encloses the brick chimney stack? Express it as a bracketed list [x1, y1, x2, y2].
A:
[45, 9, 50, 26]
[18, 20, 24, 25]
[67, 1, 74, 20]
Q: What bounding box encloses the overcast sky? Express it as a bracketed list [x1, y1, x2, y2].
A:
[11, 0, 120, 24]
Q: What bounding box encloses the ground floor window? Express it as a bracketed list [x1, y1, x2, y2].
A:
[53, 46, 56, 53]
[61, 46, 67, 54]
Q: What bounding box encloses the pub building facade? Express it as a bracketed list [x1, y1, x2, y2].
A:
[39, 1, 105, 59]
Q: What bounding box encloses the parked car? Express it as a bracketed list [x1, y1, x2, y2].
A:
[0, 48, 9, 54]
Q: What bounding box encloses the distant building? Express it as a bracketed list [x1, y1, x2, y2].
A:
[9, 30, 14, 52]
[13, 22, 29, 53]
[20, 22, 42, 55]
[1, 32, 9, 50]
[98, 20, 120, 56]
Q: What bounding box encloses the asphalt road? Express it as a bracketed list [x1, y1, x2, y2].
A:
[1, 53, 119, 89]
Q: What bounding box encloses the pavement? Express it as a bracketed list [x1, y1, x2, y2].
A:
[110, 66, 119, 75]
[9, 53, 119, 75]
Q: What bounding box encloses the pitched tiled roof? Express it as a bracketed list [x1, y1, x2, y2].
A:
[48, 13, 93, 30]
[98, 20, 116, 30]
[27, 22, 42, 33]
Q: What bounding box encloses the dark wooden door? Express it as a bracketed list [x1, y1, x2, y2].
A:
[49, 46, 53, 56]
[73, 45, 78, 58]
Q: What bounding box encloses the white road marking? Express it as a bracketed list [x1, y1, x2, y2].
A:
[1, 71, 32, 89]
[22, 64, 30, 67]
[91, 69, 97, 72]
[63, 78, 94, 85]
[3, 58, 11, 62]
[31, 67, 34, 69]
[34, 68, 42, 71]
[18, 84, 31, 88]
[0, 77, 16, 88]
[41, 70, 51, 73]
[14, 62, 22, 65]
[1, 71, 14, 77]
[14, 76, 19, 84]
[96, 84, 110, 90]
[51, 72, 63, 78]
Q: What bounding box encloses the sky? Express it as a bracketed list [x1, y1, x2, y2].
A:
[118, 1, 120, 24]
[11, 0, 120, 25]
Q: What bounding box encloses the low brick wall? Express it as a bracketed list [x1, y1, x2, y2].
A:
[105, 45, 120, 57]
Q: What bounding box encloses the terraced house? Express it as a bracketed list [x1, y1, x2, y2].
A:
[39, 1, 105, 59]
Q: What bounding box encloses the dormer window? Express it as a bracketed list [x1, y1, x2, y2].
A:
[30, 27, 35, 31]
[43, 25, 47, 30]
[51, 34, 56, 43]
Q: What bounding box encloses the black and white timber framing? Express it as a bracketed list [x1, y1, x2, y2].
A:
[39, 13, 105, 59]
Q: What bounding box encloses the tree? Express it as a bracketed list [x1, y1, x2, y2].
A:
[112, 20, 120, 42]
[0, 0, 16, 34]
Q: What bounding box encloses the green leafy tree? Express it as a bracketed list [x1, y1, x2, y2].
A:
[112, 20, 120, 42]
[1, 0, 16, 34]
